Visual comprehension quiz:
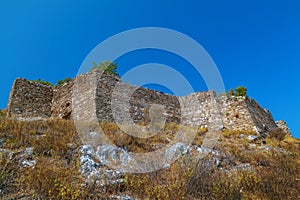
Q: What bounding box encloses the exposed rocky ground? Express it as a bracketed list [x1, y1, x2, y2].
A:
[0, 117, 299, 199]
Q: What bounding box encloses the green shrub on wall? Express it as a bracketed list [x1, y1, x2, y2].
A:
[57, 77, 72, 86]
[90, 61, 119, 77]
[235, 86, 247, 97]
[222, 86, 248, 97]
[30, 79, 54, 87]
[229, 88, 235, 96]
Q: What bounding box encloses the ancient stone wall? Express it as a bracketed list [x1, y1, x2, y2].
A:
[7, 78, 53, 119]
[7, 71, 283, 135]
[275, 120, 292, 136]
[218, 96, 256, 130]
[178, 91, 217, 128]
[94, 72, 181, 124]
[245, 98, 277, 132]
[218, 96, 278, 132]
[51, 80, 74, 119]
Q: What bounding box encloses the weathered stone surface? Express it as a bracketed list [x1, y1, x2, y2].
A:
[51, 80, 74, 119]
[80, 145, 100, 175]
[80, 145, 126, 188]
[164, 143, 189, 162]
[96, 145, 132, 167]
[247, 135, 258, 141]
[276, 120, 292, 136]
[7, 79, 53, 119]
[6, 70, 289, 136]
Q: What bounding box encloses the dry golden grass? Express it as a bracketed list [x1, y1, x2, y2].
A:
[222, 129, 257, 139]
[0, 118, 299, 199]
[20, 157, 82, 199]
[100, 121, 176, 153]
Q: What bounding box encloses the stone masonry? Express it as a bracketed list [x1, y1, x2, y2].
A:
[7, 79, 53, 120]
[6, 70, 288, 135]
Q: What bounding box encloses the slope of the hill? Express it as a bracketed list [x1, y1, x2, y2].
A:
[0, 117, 299, 199]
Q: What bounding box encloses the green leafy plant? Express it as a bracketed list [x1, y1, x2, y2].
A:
[57, 77, 72, 86]
[228, 88, 235, 96]
[223, 86, 248, 97]
[30, 79, 54, 86]
[90, 61, 119, 77]
[235, 86, 247, 97]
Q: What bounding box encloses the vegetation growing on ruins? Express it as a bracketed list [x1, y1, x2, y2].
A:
[220, 86, 248, 97]
[57, 77, 72, 86]
[235, 86, 247, 97]
[29, 77, 72, 87]
[90, 61, 119, 77]
[29, 61, 119, 88]
[29, 79, 54, 87]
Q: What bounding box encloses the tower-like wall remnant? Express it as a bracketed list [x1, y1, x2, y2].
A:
[6, 71, 283, 135]
[7, 78, 53, 120]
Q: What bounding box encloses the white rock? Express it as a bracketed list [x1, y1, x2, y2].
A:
[164, 143, 188, 162]
[247, 135, 257, 141]
[25, 147, 34, 157]
[80, 155, 99, 175]
[22, 159, 36, 167]
[96, 146, 132, 166]
[253, 126, 262, 133]
[80, 145, 94, 157]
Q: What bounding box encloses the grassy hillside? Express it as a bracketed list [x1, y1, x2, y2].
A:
[0, 117, 299, 199]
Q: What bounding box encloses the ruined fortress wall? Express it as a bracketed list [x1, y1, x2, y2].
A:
[7, 78, 53, 119]
[179, 93, 277, 132]
[51, 80, 74, 119]
[7, 71, 279, 134]
[178, 91, 217, 128]
[245, 98, 277, 131]
[92, 71, 277, 132]
[219, 96, 256, 131]
[218, 96, 277, 132]
[93, 71, 181, 124]
[99, 83, 180, 123]
[72, 72, 100, 126]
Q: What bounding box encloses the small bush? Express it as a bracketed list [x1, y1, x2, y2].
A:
[29, 79, 53, 86]
[224, 86, 248, 97]
[235, 86, 247, 97]
[90, 61, 119, 77]
[57, 77, 72, 86]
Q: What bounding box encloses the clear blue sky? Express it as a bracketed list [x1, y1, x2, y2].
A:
[1, 1, 299, 138]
